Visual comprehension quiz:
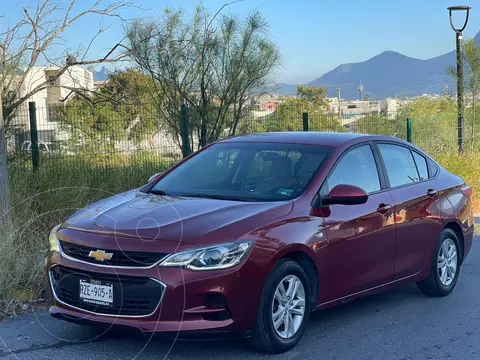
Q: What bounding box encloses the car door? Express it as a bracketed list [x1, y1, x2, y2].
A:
[376, 142, 443, 279]
[320, 143, 396, 301]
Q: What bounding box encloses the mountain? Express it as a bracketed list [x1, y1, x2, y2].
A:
[277, 30, 480, 99]
[88, 66, 113, 81]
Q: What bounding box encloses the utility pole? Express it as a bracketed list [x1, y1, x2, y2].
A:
[0, 95, 11, 218]
[358, 84, 364, 101]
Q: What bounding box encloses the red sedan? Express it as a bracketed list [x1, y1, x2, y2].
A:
[46, 132, 473, 353]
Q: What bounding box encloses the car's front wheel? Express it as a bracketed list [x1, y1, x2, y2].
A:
[248, 259, 311, 353]
[417, 228, 461, 297]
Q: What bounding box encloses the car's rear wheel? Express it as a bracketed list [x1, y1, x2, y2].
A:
[248, 259, 311, 353]
[417, 228, 461, 297]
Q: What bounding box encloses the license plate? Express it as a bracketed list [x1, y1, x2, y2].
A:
[79, 279, 113, 307]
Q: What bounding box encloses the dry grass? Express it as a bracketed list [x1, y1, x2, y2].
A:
[433, 152, 480, 215]
[0, 157, 173, 315]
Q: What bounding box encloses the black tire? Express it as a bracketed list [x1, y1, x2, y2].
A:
[248, 259, 311, 353]
[417, 228, 461, 297]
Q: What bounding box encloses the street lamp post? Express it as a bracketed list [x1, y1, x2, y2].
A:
[448, 5, 471, 153]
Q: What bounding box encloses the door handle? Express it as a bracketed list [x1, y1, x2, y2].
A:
[427, 189, 438, 197]
[377, 203, 392, 214]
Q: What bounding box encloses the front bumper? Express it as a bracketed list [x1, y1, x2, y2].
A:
[45, 248, 268, 334]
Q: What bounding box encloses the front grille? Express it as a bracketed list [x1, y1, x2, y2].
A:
[60, 241, 168, 267]
[50, 266, 165, 316]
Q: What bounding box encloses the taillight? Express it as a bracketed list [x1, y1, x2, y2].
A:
[461, 185, 473, 198]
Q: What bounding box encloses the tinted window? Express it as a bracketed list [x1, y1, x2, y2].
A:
[325, 145, 381, 194]
[378, 144, 419, 187]
[412, 152, 428, 181]
[151, 143, 332, 201]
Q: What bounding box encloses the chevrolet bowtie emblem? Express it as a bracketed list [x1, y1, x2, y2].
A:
[88, 249, 113, 262]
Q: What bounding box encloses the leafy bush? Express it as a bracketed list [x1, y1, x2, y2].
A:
[351, 113, 407, 138]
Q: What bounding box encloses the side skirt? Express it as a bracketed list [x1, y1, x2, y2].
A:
[316, 271, 426, 311]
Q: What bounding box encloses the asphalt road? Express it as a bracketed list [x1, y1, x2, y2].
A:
[1, 238, 480, 360]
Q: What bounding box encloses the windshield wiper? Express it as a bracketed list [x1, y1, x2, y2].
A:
[149, 189, 171, 196]
[180, 193, 256, 202]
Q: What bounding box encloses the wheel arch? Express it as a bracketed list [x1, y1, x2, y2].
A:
[443, 221, 465, 264]
[269, 245, 319, 310]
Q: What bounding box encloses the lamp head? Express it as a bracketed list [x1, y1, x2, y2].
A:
[448, 5, 472, 32]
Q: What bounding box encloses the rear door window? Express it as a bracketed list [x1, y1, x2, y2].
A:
[412, 152, 428, 181]
[428, 159, 439, 178]
[377, 144, 420, 187]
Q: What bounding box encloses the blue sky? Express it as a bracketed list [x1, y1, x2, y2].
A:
[2, 0, 479, 84]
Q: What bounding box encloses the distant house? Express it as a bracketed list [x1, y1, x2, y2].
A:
[336, 100, 382, 127]
[340, 100, 377, 115]
[7, 66, 94, 151]
[379, 98, 398, 118]
[261, 101, 278, 111]
[22, 66, 94, 108]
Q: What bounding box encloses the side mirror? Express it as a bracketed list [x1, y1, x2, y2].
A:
[322, 184, 368, 206]
[148, 172, 164, 183]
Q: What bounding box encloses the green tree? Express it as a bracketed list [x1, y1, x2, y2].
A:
[55, 100, 124, 155]
[96, 70, 161, 149]
[252, 95, 343, 133]
[296, 85, 328, 107]
[353, 113, 406, 139]
[401, 97, 457, 154]
[403, 97, 456, 118]
[54, 69, 162, 153]
[127, 5, 281, 151]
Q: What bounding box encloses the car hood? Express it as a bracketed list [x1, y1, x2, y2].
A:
[62, 190, 293, 246]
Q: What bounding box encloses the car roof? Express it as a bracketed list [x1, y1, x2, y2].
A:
[219, 132, 406, 148]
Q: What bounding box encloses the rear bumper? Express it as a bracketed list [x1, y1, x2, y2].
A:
[46, 248, 268, 334]
[460, 202, 474, 262]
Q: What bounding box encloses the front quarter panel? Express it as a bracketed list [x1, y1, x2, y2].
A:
[239, 199, 328, 308]
[248, 216, 325, 267]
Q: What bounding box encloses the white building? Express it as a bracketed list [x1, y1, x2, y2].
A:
[8, 66, 94, 151]
[379, 98, 398, 118]
[22, 66, 94, 124]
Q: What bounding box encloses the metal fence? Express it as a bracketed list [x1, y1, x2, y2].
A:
[4, 101, 473, 189]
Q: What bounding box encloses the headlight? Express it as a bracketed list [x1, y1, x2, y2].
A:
[49, 225, 61, 252]
[160, 241, 254, 271]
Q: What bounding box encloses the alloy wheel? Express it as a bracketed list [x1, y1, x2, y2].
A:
[437, 238, 458, 286]
[271, 275, 306, 339]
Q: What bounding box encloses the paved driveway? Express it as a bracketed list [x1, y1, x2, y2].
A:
[1, 237, 480, 360]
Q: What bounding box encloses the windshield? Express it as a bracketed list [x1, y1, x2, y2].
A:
[149, 142, 332, 202]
